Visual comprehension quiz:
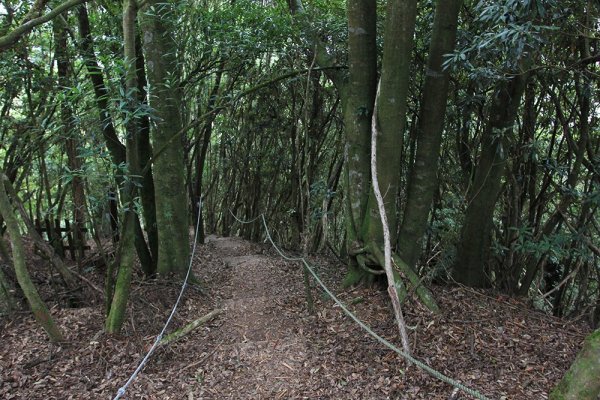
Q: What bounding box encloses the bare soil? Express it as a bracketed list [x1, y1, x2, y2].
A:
[0, 235, 590, 399]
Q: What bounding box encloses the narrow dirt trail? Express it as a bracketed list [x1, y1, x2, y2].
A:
[198, 236, 312, 398]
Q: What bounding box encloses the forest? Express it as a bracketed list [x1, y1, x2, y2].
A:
[0, 0, 599, 399]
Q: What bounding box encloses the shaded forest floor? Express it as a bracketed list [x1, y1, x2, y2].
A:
[0, 235, 591, 399]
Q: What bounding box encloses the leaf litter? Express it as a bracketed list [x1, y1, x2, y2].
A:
[0, 235, 590, 399]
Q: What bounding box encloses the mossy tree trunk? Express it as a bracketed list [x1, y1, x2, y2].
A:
[0, 174, 64, 342]
[105, 209, 136, 334]
[550, 328, 600, 400]
[139, 0, 189, 276]
[105, 0, 142, 334]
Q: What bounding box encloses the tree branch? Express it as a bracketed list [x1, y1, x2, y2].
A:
[0, 0, 89, 51]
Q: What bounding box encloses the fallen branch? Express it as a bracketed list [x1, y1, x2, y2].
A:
[159, 309, 223, 346]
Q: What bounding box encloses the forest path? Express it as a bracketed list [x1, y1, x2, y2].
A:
[197, 236, 312, 398]
[0, 235, 586, 400]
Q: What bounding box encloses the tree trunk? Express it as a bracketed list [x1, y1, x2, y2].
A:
[193, 60, 225, 243]
[77, 4, 155, 274]
[453, 72, 529, 287]
[360, 0, 418, 246]
[0, 174, 64, 342]
[105, 209, 136, 333]
[139, 0, 189, 276]
[550, 328, 600, 400]
[105, 0, 142, 334]
[343, 0, 377, 259]
[397, 0, 462, 269]
[54, 17, 87, 263]
[135, 34, 159, 272]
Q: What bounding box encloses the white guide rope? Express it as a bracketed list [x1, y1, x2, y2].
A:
[230, 210, 493, 400]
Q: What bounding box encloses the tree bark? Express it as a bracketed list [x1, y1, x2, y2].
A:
[343, 0, 377, 255]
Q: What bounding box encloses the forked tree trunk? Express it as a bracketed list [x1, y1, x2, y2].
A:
[291, 0, 438, 312]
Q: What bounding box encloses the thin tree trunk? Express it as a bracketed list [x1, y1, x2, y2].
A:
[371, 81, 411, 358]
[55, 17, 87, 263]
[105, 0, 142, 334]
[0, 174, 64, 342]
[193, 60, 225, 243]
[135, 34, 158, 272]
